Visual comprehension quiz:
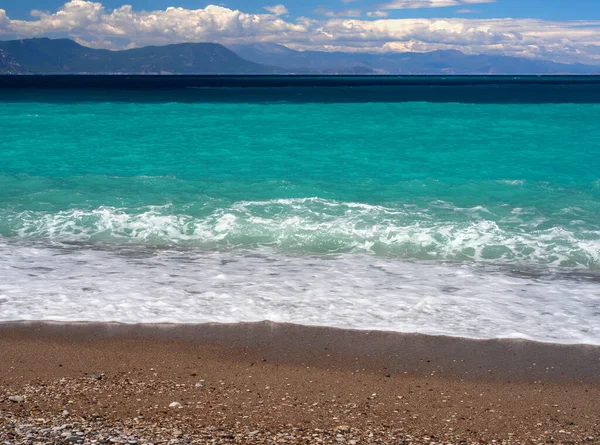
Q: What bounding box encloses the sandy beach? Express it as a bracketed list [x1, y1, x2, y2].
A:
[1, 321, 599, 444]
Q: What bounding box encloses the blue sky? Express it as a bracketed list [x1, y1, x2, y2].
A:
[5, 0, 600, 21]
[1, 0, 599, 64]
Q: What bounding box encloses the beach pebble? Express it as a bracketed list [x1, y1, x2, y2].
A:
[168, 402, 182, 409]
[8, 396, 25, 403]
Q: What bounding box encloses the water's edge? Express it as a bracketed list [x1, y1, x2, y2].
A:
[3, 320, 600, 383]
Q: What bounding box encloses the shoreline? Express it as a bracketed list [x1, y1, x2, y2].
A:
[2, 320, 600, 383]
[2, 321, 600, 443]
[4, 319, 600, 347]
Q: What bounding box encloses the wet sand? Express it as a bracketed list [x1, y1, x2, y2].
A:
[1, 321, 600, 444]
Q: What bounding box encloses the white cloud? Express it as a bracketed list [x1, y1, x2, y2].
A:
[0, 9, 9, 27]
[366, 11, 389, 18]
[263, 5, 288, 16]
[379, 0, 495, 9]
[1, 1, 599, 65]
[314, 7, 363, 18]
[456, 9, 480, 14]
[3, 1, 307, 48]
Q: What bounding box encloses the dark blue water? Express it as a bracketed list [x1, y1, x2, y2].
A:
[1, 75, 600, 103]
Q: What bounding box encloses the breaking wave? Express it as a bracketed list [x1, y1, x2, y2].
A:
[2, 198, 599, 268]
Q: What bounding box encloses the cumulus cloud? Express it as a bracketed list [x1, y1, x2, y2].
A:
[1, 1, 599, 65]
[0, 9, 9, 27]
[3, 1, 308, 48]
[263, 5, 288, 16]
[379, 0, 495, 9]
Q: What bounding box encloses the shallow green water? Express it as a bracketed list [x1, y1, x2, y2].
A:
[1, 100, 599, 266]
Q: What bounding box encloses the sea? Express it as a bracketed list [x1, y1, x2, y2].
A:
[1, 75, 599, 345]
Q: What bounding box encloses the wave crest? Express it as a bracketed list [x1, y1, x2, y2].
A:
[2, 198, 599, 267]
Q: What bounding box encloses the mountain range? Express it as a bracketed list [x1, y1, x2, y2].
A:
[0, 38, 278, 74]
[1, 38, 598, 75]
[229, 43, 599, 75]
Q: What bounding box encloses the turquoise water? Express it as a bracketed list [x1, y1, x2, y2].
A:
[1, 88, 599, 343]
[1, 100, 599, 265]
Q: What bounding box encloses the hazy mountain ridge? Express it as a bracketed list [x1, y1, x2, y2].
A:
[229, 42, 599, 75]
[0, 38, 280, 74]
[0, 38, 598, 75]
[0, 47, 24, 74]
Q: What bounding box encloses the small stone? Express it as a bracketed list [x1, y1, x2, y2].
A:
[8, 395, 25, 403]
[168, 402, 182, 409]
[62, 410, 70, 417]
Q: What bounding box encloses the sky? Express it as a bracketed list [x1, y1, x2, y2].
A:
[1, 0, 599, 64]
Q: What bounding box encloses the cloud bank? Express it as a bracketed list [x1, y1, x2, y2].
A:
[378, 0, 496, 10]
[0, 1, 599, 65]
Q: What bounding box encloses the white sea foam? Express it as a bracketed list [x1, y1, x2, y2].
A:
[4, 202, 600, 267]
[497, 179, 526, 186]
[0, 239, 599, 345]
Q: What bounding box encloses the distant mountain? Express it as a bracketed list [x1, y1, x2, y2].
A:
[0, 38, 280, 74]
[229, 43, 600, 75]
[1, 38, 598, 75]
[0, 48, 22, 74]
